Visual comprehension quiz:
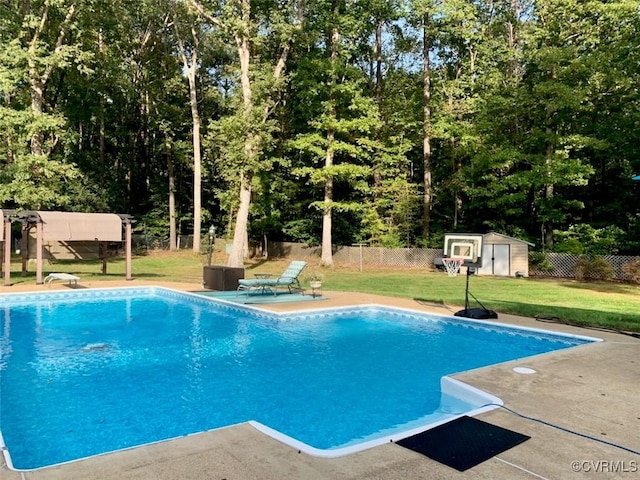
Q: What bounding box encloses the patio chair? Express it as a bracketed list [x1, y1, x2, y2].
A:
[237, 261, 307, 296]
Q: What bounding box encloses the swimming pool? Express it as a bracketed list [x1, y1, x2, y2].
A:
[0, 287, 599, 470]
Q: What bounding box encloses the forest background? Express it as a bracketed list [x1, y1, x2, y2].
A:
[1, 0, 639, 268]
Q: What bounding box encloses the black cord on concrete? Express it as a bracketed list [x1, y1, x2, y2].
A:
[483, 403, 640, 456]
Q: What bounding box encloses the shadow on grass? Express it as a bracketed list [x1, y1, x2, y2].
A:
[48, 257, 125, 264]
[561, 281, 638, 295]
[242, 258, 271, 272]
[413, 298, 458, 314]
[489, 300, 640, 334]
[412, 292, 640, 335]
[3, 270, 166, 287]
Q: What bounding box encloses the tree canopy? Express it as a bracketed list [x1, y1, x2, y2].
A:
[2, 0, 639, 254]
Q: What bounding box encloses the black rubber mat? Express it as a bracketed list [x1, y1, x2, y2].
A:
[396, 416, 530, 471]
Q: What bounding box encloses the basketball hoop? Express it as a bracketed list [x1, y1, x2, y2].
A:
[442, 258, 463, 277]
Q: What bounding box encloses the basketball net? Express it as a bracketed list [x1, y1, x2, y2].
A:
[442, 258, 463, 277]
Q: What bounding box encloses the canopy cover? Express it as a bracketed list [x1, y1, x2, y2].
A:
[37, 211, 123, 241]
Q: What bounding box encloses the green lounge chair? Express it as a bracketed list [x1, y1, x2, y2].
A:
[237, 261, 307, 296]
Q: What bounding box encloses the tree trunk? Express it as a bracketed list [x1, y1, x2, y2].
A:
[320, 18, 340, 268]
[167, 138, 177, 250]
[188, 67, 202, 253]
[544, 126, 555, 250]
[227, 6, 256, 267]
[454, 157, 462, 228]
[507, 0, 520, 80]
[422, 13, 432, 240]
[227, 0, 256, 267]
[29, 80, 45, 157]
[175, 23, 203, 253]
[187, 0, 303, 266]
[27, 2, 76, 159]
[227, 173, 252, 267]
[4, 91, 14, 163]
[372, 17, 383, 193]
[321, 129, 335, 266]
[98, 28, 106, 173]
[227, 4, 253, 268]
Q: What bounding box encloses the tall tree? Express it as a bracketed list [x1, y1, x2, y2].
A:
[408, 0, 438, 240]
[421, 8, 433, 240]
[521, 0, 595, 248]
[188, 0, 304, 267]
[0, 0, 90, 208]
[288, 0, 387, 263]
[173, 7, 206, 252]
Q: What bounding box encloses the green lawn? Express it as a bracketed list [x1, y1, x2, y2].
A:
[4, 250, 640, 333]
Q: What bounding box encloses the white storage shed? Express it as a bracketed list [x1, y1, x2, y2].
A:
[477, 232, 534, 277]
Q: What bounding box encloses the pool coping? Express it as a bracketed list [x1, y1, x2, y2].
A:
[1, 282, 638, 480]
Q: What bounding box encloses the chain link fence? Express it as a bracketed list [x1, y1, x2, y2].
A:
[262, 241, 442, 268]
[265, 242, 640, 281]
[529, 252, 640, 282]
[132, 234, 194, 251]
[136, 236, 640, 282]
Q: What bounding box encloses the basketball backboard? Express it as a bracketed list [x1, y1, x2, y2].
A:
[443, 233, 483, 267]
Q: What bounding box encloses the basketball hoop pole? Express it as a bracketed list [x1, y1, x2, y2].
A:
[455, 264, 498, 320]
[463, 265, 471, 311]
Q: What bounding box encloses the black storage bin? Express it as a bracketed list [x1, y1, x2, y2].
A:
[203, 266, 245, 290]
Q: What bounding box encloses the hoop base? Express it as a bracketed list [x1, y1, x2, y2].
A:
[454, 307, 498, 319]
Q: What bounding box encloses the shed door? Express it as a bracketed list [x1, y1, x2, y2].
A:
[478, 244, 494, 275]
[493, 244, 510, 276]
[478, 244, 510, 276]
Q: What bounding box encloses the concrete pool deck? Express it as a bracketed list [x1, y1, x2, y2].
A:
[1, 280, 638, 479]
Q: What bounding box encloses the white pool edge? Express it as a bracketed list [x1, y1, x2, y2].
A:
[269, 302, 604, 344]
[0, 286, 608, 345]
[1, 375, 499, 470]
[249, 376, 503, 458]
[0, 429, 14, 471]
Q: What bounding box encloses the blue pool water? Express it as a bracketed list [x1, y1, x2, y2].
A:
[0, 287, 597, 470]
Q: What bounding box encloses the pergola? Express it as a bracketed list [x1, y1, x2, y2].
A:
[1, 210, 134, 286]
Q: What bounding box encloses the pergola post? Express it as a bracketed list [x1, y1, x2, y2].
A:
[16, 211, 41, 282]
[100, 242, 108, 274]
[20, 224, 28, 276]
[117, 214, 135, 281]
[4, 217, 11, 286]
[125, 222, 132, 281]
[36, 221, 43, 284]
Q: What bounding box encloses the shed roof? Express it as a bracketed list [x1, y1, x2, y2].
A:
[484, 231, 535, 247]
[34, 211, 123, 241]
